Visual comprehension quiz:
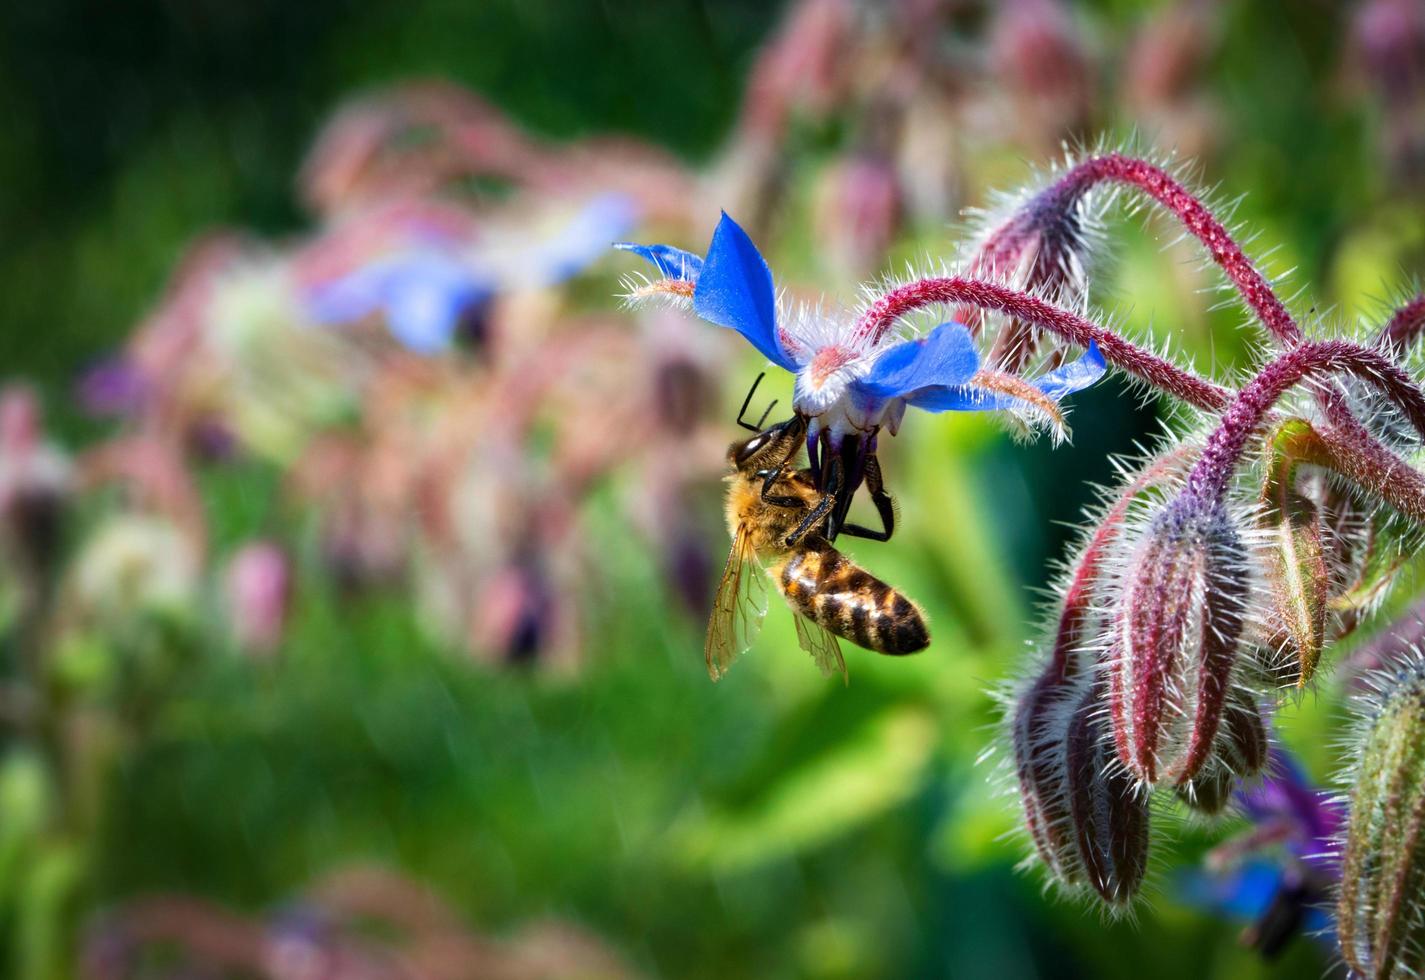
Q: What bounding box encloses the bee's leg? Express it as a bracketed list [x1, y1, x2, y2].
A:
[785, 459, 842, 547]
[838, 454, 895, 542]
[755, 437, 805, 509]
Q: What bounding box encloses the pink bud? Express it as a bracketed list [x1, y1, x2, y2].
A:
[1175, 691, 1269, 815]
[1108, 497, 1250, 786]
[988, 0, 1093, 148]
[225, 541, 292, 654]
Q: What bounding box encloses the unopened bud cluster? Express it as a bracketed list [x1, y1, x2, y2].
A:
[988, 153, 1425, 945]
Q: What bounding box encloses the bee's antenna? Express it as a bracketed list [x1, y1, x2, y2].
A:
[755, 399, 780, 429]
[736, 372, 769, 432]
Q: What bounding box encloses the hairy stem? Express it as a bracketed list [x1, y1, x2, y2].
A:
[1187, 341, 1425, 503]
[1022, 153, 1303, 345]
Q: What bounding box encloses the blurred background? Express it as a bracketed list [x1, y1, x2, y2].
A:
[0, 0, 1422, 976]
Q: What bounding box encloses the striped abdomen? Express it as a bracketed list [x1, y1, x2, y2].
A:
[776, 542, 929, 655]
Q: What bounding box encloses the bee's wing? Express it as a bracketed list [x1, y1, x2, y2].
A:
[792, 612, 847, 684]
[704, 522, 768, 681]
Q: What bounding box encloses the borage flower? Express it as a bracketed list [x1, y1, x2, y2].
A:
[617, 213, 1104, 530]
[1181, 748, 1342, 959]
[307, 193, 638, 355]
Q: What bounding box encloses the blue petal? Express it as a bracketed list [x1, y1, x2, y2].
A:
[306, 263, 397, 325]
[613, 242, 704, 282]
[1177, 862, 1283, 920]
[533, 193, 640, 284]
[1032, 340, 1107, 401]
[310, 252, 491, 354]
[905, 341, 1106, 414]
[386, 272, 490, 354]
[855, 321, 979, 400]
[691, 212, 795, 370]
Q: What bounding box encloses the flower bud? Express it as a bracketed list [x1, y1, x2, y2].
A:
[988, 0, 1093, 150]
[1064, 681, 1151, 907]
[1011, 665, 1081, 887]
[1259, 454, 1329, 687]
[1012, 668, 1151, 905]
[1108, 496, 1251, 786]
[1338, 658, 1425, 979]
[1175, 691, 1269, 816]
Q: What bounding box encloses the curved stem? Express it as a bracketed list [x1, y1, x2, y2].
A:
[1313, 423, 1425, 525]
[1186, 341, 1425, 503]
[1013, 153, 1303, 346]
[1378, 293, 1425, 350]
[852, 276, 1233, 412]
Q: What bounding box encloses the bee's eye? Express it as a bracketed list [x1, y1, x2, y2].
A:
[734, 433, 769, 466]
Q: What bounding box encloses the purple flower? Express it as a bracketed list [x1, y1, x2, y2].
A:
[1181, 748, 1343, 959]
[309, 193, 637, 354]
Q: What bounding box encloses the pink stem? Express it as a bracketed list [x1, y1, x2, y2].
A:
[1187, 341, 1425, 503]
[853, 276, 1233, 412]
[1015, 153, 1303, 346]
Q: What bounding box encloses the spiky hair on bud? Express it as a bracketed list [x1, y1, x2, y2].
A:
[1336, 651, 1425, 979]
[952, 149, 1111, 373]
[1375, 283, 1425, 353]
[1099, 490, 1269, 789]
[1173, 690, 1270, 817]
[1003, 671, 1155, 913]
[998, 445, 1192, 901]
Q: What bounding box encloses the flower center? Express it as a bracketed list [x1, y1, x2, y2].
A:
[808, 346, 859, 388]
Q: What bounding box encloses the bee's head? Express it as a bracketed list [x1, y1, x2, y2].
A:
[729, 415, 806, 472]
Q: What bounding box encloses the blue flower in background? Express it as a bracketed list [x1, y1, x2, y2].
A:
[617, 212, 1106, 446]
[1180, 749, 1344, 960]
[308, 250, 495, 354]
[309, 193, 637, 354]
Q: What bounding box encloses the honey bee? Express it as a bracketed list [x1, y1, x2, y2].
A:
[707, 411, 930, 682]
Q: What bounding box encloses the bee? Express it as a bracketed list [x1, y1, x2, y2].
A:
[707, 408, 930, 682]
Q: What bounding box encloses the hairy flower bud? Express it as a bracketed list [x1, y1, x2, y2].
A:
[1011, 664, 1081, 887]
[1175, 691, 1269, 815]
[1108, 496, 1251, 786]
[1339, 658, 1425, 979]
[1012, 670, 1151, 906]
[1259, 422, 1330, 687]
[1064, 680, 1151, 907]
